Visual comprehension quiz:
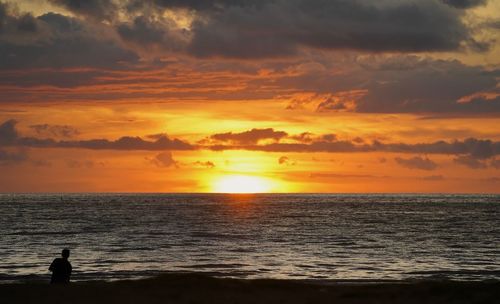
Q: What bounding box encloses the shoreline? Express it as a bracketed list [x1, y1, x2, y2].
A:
[1, 273, 498, 304]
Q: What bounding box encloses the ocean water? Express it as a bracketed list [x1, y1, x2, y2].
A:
[0, 193, 499, 283]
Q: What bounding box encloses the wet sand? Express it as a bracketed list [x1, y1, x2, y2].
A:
[1, 274, 498, 304]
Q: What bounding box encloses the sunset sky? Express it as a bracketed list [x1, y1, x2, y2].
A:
[0, 0, 499, 193]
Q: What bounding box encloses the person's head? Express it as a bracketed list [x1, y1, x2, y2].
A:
[61, 248, 70, 259]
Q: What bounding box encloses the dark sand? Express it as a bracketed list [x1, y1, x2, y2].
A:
[1, 274, 498, 304]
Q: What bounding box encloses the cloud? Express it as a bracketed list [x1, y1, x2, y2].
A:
[289, 132, 337, 144]
[183, 0, 482, 58]
[383, 138, 500, 159]
[0, 146, 51, 167]
[29, 124, 80, 138]
[289, 132, 314, 143]
[0, 120, 193, 151]
[0, 119, 18, 144]
[0, 2, 37, 34]
[0, 2, 6, 27]
[0, 148, 27, 165]
[278, 156, 289, 165]
[453, 155, 488, 169]
[356, 61, 500, 114]
[284, 56, 500, 114]
[193, 161, 215, 168]
[210, 128, 288, 145]
[48, 0, 118, 21]
[0, 7, 138, 69]
[116, 15, 188, 54]
[51, 0, 489, 59]
[395, 156, 439, 170]
[1, 2, 497, 118]
[442, 0, 487, 9]
[309, 91, 366, 113]
[278, 156, 296, 166]
[149, 152, 178, 168]
[205, 128, 500, 160]
[3, 120, 500, 164]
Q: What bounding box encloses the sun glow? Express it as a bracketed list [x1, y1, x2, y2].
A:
[212, 174, 273, 193]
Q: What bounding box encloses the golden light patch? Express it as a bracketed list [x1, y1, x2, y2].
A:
[212, 174, 273, 193]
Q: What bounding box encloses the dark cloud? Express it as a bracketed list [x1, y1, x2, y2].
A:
[146, 133, 170, 140]
[116, 0, 489, 58]
[0, 120, 193, 151]
[116, 15, 186, 51]
[0, 145, 50, 167]
[0, 2, 37, 33]
[289, 132, 314, 143]
[57, 135, 192, 151]
[286, 55, 500, 115]
[395, 156, 438, 170]
[0, 3, 496, 119]
[284, 57, 500, 114]
[317, 97, 355, 112]
[183, 0, 481, 58]
[356, 61, 500, 114]
[442, 0, 487, 9]
[150, 0, 258, 10]
[278, 156, 289, 165]
[453, 155, 488, 169]
[0, 10, 138, 69]
[210, 128, 288, 145]
[205, 128, 500, 160]
[118, 16, 166, 46]
[0, 119, 18, 144]
[30, 124, 80, 138]
[49, 0, 118, 21]
[382, 138, 500, 159]
[278, 156, 296, 166]
[0, 149, 27, 165]
[3, 121, 500, 167]
[289, 132, 337, 144]
[0, 2, 6, 27]
[16, 13, 37, 32]
[149, 152, 178, 168]
[0, 67, 117, 89]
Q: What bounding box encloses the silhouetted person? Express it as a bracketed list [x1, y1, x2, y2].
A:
[49, 249, 72, 284]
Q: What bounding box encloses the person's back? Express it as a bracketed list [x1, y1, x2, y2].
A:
[49, 249, 72, 284]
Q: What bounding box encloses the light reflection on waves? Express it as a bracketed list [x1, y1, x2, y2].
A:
[0, 193, 499, 282]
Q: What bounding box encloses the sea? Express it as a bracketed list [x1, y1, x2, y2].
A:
[0, 193, 499, 283]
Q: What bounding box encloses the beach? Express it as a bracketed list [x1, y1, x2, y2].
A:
[1, 273, 498, 304]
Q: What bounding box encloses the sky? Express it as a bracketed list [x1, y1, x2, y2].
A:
[0, 0, 499, 193]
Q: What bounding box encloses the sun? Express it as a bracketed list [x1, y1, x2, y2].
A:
[212, 174, 272, 193]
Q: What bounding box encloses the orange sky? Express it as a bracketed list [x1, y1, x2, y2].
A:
[0, 0, 499, 193]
